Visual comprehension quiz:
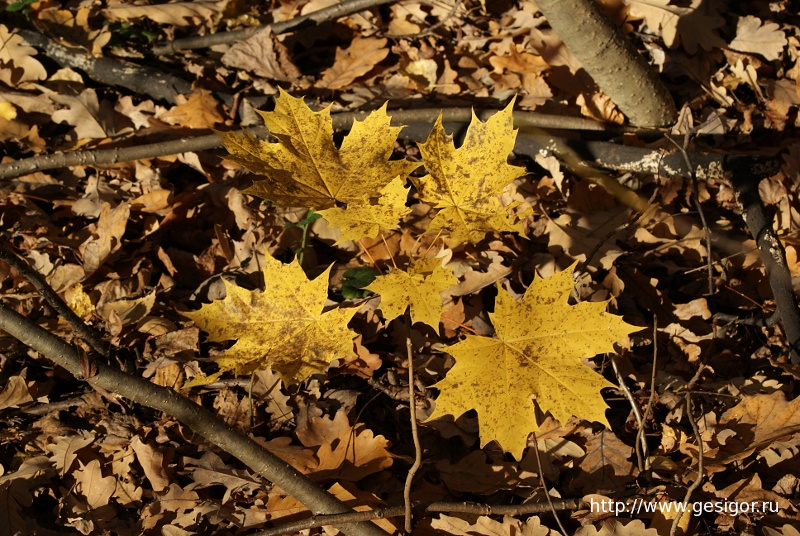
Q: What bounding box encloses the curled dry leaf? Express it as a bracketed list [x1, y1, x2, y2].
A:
[296, 410, 393, 481]
[221, 28, 301, 82]
[51, 88, 133, 139]
[626, 0, 725, 54]
[102, 1, 227, 27]
[0, 375, 35, 410]
[159, 89, 224, 129]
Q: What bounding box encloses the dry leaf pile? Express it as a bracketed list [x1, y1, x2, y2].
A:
[2, 1, 800, 535]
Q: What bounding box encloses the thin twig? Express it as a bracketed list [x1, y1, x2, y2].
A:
[403, 308, 422, 533]
[21, 396, 87, 415]
[611, 356, 645, 473]
[635, 317, 657, 472]
[381, 232, 398, 270]
[671, 393, 703, 536]
[713, 311, 779, 327]
[666, 135, 714, 296]
[249, 498, 583, 536]
[0, 109, 624, 181]
[670, 362, 707, 536]
[0, 242, 108, 357]
[531, 432, 569, 535]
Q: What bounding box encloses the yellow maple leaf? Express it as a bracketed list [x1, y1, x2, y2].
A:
[217, 88, 418, 209]
[366, 258, 457, 329]
[426, 263, 639, 459]
[182, 253, 357, 386]
[414, 100, 530, 246]
[318, 176, 411, 244]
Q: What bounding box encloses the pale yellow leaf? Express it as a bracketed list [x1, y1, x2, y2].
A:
[64, 283, 93, 319]
[0, 101, 16, 120]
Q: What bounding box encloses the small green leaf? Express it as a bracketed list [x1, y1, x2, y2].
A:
[5, 0, 35, 12]
[284, 209, 322, 230]
[341, 266, 379, 299]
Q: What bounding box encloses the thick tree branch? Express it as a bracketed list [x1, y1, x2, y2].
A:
[535, 0, 676, 126]
[2, 100, 766, 186]
[728, 156, 800, 364]
[17, 30, 192, 104]
[0, 300, 388, 536]
[0, 108, 632, 180]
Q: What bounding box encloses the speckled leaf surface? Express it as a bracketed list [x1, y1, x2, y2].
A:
[217, 88, 418, 209]
[426, 263, 639, 459]
[182, 253, 357, 386]
[365, 258, 457, 329]
[414, 100, 530, 245]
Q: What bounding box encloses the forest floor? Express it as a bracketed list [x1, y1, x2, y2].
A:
[2, 0, 800, 535]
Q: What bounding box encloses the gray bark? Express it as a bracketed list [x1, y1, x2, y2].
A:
[536, 0, 677, 127]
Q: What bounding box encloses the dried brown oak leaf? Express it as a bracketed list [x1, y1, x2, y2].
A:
[431, 514, 557, 535]
[0, 24, 47, 86]
[182, 252, 357, 386]
[218, 88, 418, 209]
[317, 37, 389, 90]
[627, 0, 725, 54]
[426, 263, 639, 460]
[729, 15, 787, 61]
